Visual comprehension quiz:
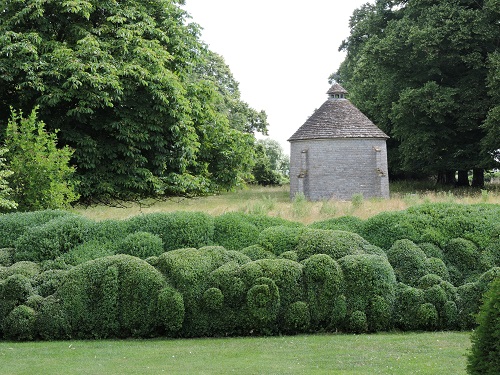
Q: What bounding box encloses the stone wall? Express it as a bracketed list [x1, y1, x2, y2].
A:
[289, 138, 389, 201]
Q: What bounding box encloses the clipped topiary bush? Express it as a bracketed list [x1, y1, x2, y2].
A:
[58, 254, 182, 338]
[283, 301, 310, 334]
[0, 261, 40, 279]
[14, 215, 95, 262]
[117, 231, 164, 258]
[296, 229, 370, 261]
[156, 246, 251, 337]
[36, 295, 70, 340]
[309, 216, 364, 233]
[301, 254, 344, 329]
[444, 238, 480, 285]
[2, 273, 33, 303]
[257, 225, 303, 255]
[0, 210, 74, 248]
[126, 211, 214, 251]
[348, 310, 368, 333]
[427, 257, 450, 281]
[419, 242, 444, 259]
[393, 284, 425, 331]
[61, 240, 116, 266]
[33, 269, 68, 297]
[2, 305, 36, 340]
[387, 239, 429, 286]
[0, 248, 13, 266]
[338, 254, 396, 332]
[467, 277, 500, 375]
[213, 212, 261, 250]
[240, 245, 276, 261]
[416, 302, 439, 330]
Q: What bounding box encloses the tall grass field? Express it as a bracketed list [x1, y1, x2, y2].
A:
[75, 182, 500, 223]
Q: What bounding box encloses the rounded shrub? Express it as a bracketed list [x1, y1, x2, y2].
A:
[387, 239, 429, 286]
[444, 238, 479, 277]
[117, 231, 164, 258]
[367, 295, 393, 332]
[442, 300, 459, 330]
[61, 240, 116, 266]
[0, 248, 14, 266]
[467, 277, 500, 375]
[338, 254, 396, 331]
[0, 210, 74, 248]
[246, 277, 280, 328]
[2, 305, 36, 340]
[14, 215, 95, 262]
[58, 254, 176, 338]
[302, 254, 344, 328]
[360, 211, 419, 249]
[309, 216, 364, 233]
[296, 229, 370, 261]
[416, 303, 439, 330]
[126, 211, 214, 251]
[427, 257, 450, 281]
[283, 301, 311, 333]
[278, 251, 298, 261]
[394, 284, 425, 331]
[156, 246, 251, 337]
[0, 261, 40, 279]
[213, 212, 261, 250]
[157, 286, 185, 334]
[240, 259, 304, 315]
[36, 295, 70, 340]
[240, 245, 276, 261]
[258, 226, 303, 255]
[2, 273, 32, 303]
[348, 310, 368, 333]
[457, 282, 482, 330]
[419, 242, 444, 259]
[202, 287, 224, 311]
[33, 269, 68, 297]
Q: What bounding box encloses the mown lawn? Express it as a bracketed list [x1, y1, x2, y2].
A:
[0, 331, 470, 375]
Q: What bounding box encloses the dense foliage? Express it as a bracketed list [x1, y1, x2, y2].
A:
[0, 202, 499, 340]
[335, 0, 500, 184]
[4, 108, 79, 211]
[467, 276, 500, 375]
[0, 0, 268, 200]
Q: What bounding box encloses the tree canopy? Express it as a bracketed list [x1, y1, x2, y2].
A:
[334, 0, 500, 186]
[0, 0, 268, 201]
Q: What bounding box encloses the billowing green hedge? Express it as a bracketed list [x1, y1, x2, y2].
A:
[0, 203, 499, 340]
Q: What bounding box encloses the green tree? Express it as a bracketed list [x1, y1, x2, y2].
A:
[0, 147, 17, 211]
[252, 143, 282, 186]
[257, 139, 290, 177]
[0, 0, 265, 200]
[467, 277, 500, 375]
[335, 0, 499, 185]
[4, 107, 79, 211]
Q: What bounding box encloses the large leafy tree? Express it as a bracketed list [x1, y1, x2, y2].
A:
[335, 0, 499, 186]
[0, 0, 263, 200]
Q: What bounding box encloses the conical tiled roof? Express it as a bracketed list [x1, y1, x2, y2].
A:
[288, 83, 389, 141]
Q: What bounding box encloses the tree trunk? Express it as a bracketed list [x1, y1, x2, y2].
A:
[437, 170, 456, 185]
[457, 170, 470, 187]
[471, 168, 485, 188]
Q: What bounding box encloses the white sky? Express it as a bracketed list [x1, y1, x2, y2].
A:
[182, 1, 373, 154]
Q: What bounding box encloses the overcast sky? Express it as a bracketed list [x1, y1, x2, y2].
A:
[182, 1, 373, 154]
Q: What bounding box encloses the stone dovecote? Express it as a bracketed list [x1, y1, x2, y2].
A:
[288, 83, 390, 201]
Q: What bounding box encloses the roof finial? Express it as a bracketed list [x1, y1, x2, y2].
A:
[327, 82, 348, 99]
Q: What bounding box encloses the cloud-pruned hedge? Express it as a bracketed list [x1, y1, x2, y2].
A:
[0, 202, 499, 340]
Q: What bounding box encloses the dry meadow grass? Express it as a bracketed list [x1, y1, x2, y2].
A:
[75, 182, 500, 224]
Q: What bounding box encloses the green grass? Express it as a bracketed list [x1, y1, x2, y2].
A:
[0, 331, 470, 374]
